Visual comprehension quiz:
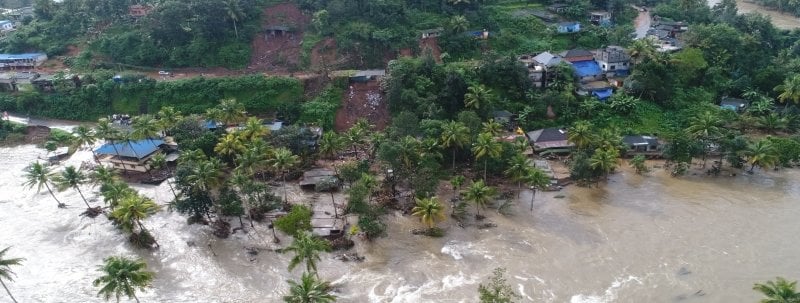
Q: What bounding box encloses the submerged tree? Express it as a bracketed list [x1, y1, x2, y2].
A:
[283, 272, 337, 303]
[111, 195, 161, 248]
[464, 180, 496, 218]
[411, 197, 446, 230]
[745, 139, 779, 173]
[0, 246, 24, 303]
[478, 267, 520, 303]
[54, 165, 92, 209]
[282, 231, 330, 277]
[23, 162, 65, 208]
[472, 132, 502, 181]
[525, 168, 550, 212]
[269, 147, 300, 206]
[753, 277, 800, 303]
[440, 121, 470, 171]
[93, 256, 154, 303]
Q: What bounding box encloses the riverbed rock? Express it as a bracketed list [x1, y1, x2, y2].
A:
[478, 222, 497, 229]
[334, 253, 365, 262]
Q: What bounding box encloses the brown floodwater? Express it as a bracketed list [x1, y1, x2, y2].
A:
[708, 0, 800, 29]
[2, 142, 799, 302]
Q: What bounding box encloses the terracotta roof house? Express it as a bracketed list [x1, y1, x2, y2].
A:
[559, 49, 594, 63]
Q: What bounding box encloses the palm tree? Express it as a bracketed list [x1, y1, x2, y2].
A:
[775, 74, 800, 104]
[472, 132, 502, 181]
[344, 125, 365, 157]
[448, 15, 469, 34]
[111, 195, 161, 247]
[101, 181, 135, 209]
[464, 180, 496, 217]
[283, 272, 336, 303]
[217, 98, 246, 126]
[590, 148, 619, 182]
[568, 121, 594, 150]
[223, 0, 244, 39]
[440, 121, 470, 171]
[241, 117, 268, 140]
[628, 38, 656, 64]
[464, 84, 493, 110]
[411, 197, 446, 230]
[156, 106, 182, 136]
[131, 115, 160, 141]
[0, 246, 24, 303]
[525, 168, 550, 212]
[758, 113, 789, 134]
[269, 148, 299, 205]
[505, 154, 531, 198]
[318, 132, 344, 159]
[23, 162, 65, 208]
[230, 170, 257, 227]
[753, 277, 800, 303]
[686, 111, 723, 168]
[93, 256, 154, 303]
[91, 165, 119, 188]
[282, 231, 330, 277]
[481, 119, 503, 137]
[54, 166, 92, 209]
[72, 125, 96, 150]
[215, 133, 246, 164]
[186, 159, 224, 214]
[745, 139, 779, 173]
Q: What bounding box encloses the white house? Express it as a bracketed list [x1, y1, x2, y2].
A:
[594, 46, 631, 77]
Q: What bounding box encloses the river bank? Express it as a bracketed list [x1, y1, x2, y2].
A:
[2, 142, 799, 302]
[708, 0, 800, 29]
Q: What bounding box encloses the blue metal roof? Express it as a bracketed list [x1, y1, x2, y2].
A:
[0, 20, 12, 25]
[0, 53, 46, 60]
[571, 60, 602, 77]
[95, 139, 164, 158]
[592, 88, 614, 100]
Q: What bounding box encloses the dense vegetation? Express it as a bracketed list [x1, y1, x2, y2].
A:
[1, 0, 263, 68]
[0, 73, 303, 121]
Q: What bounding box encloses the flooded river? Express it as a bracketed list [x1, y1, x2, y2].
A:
[708, 0, 800, 29]
[2, 140, 800, 302]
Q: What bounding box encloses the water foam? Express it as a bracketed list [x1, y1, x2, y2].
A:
[570, 275, 643, 303]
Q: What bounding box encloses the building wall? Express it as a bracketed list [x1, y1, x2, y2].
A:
[597, 60, 629, 72]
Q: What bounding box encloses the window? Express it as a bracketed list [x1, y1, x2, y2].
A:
[610, 65, 616, 70]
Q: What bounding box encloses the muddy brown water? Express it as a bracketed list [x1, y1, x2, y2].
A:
[2, 142, 799, 302]
[707, 0, 800, 29]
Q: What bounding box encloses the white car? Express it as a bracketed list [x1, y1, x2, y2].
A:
[158, 70, 170, 76]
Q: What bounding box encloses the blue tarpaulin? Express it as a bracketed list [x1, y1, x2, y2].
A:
[592, 88, 613, 100]
[95, 139, 164, 159]
[571, 60, 602, 77]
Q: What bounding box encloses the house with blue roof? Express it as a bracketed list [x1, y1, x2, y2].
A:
[570, 60, 603, 82]
[94, 139, 165, 172]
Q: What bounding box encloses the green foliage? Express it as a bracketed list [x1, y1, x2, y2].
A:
[478, 267, 520, 303]
[0, 75, 302, 121]
[629, 155, 649, 174]
[768, 136, 800, 167]
[299, 86, 342, 130]
[358, 214, 386, 239]
[275, 205, 313, 237]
